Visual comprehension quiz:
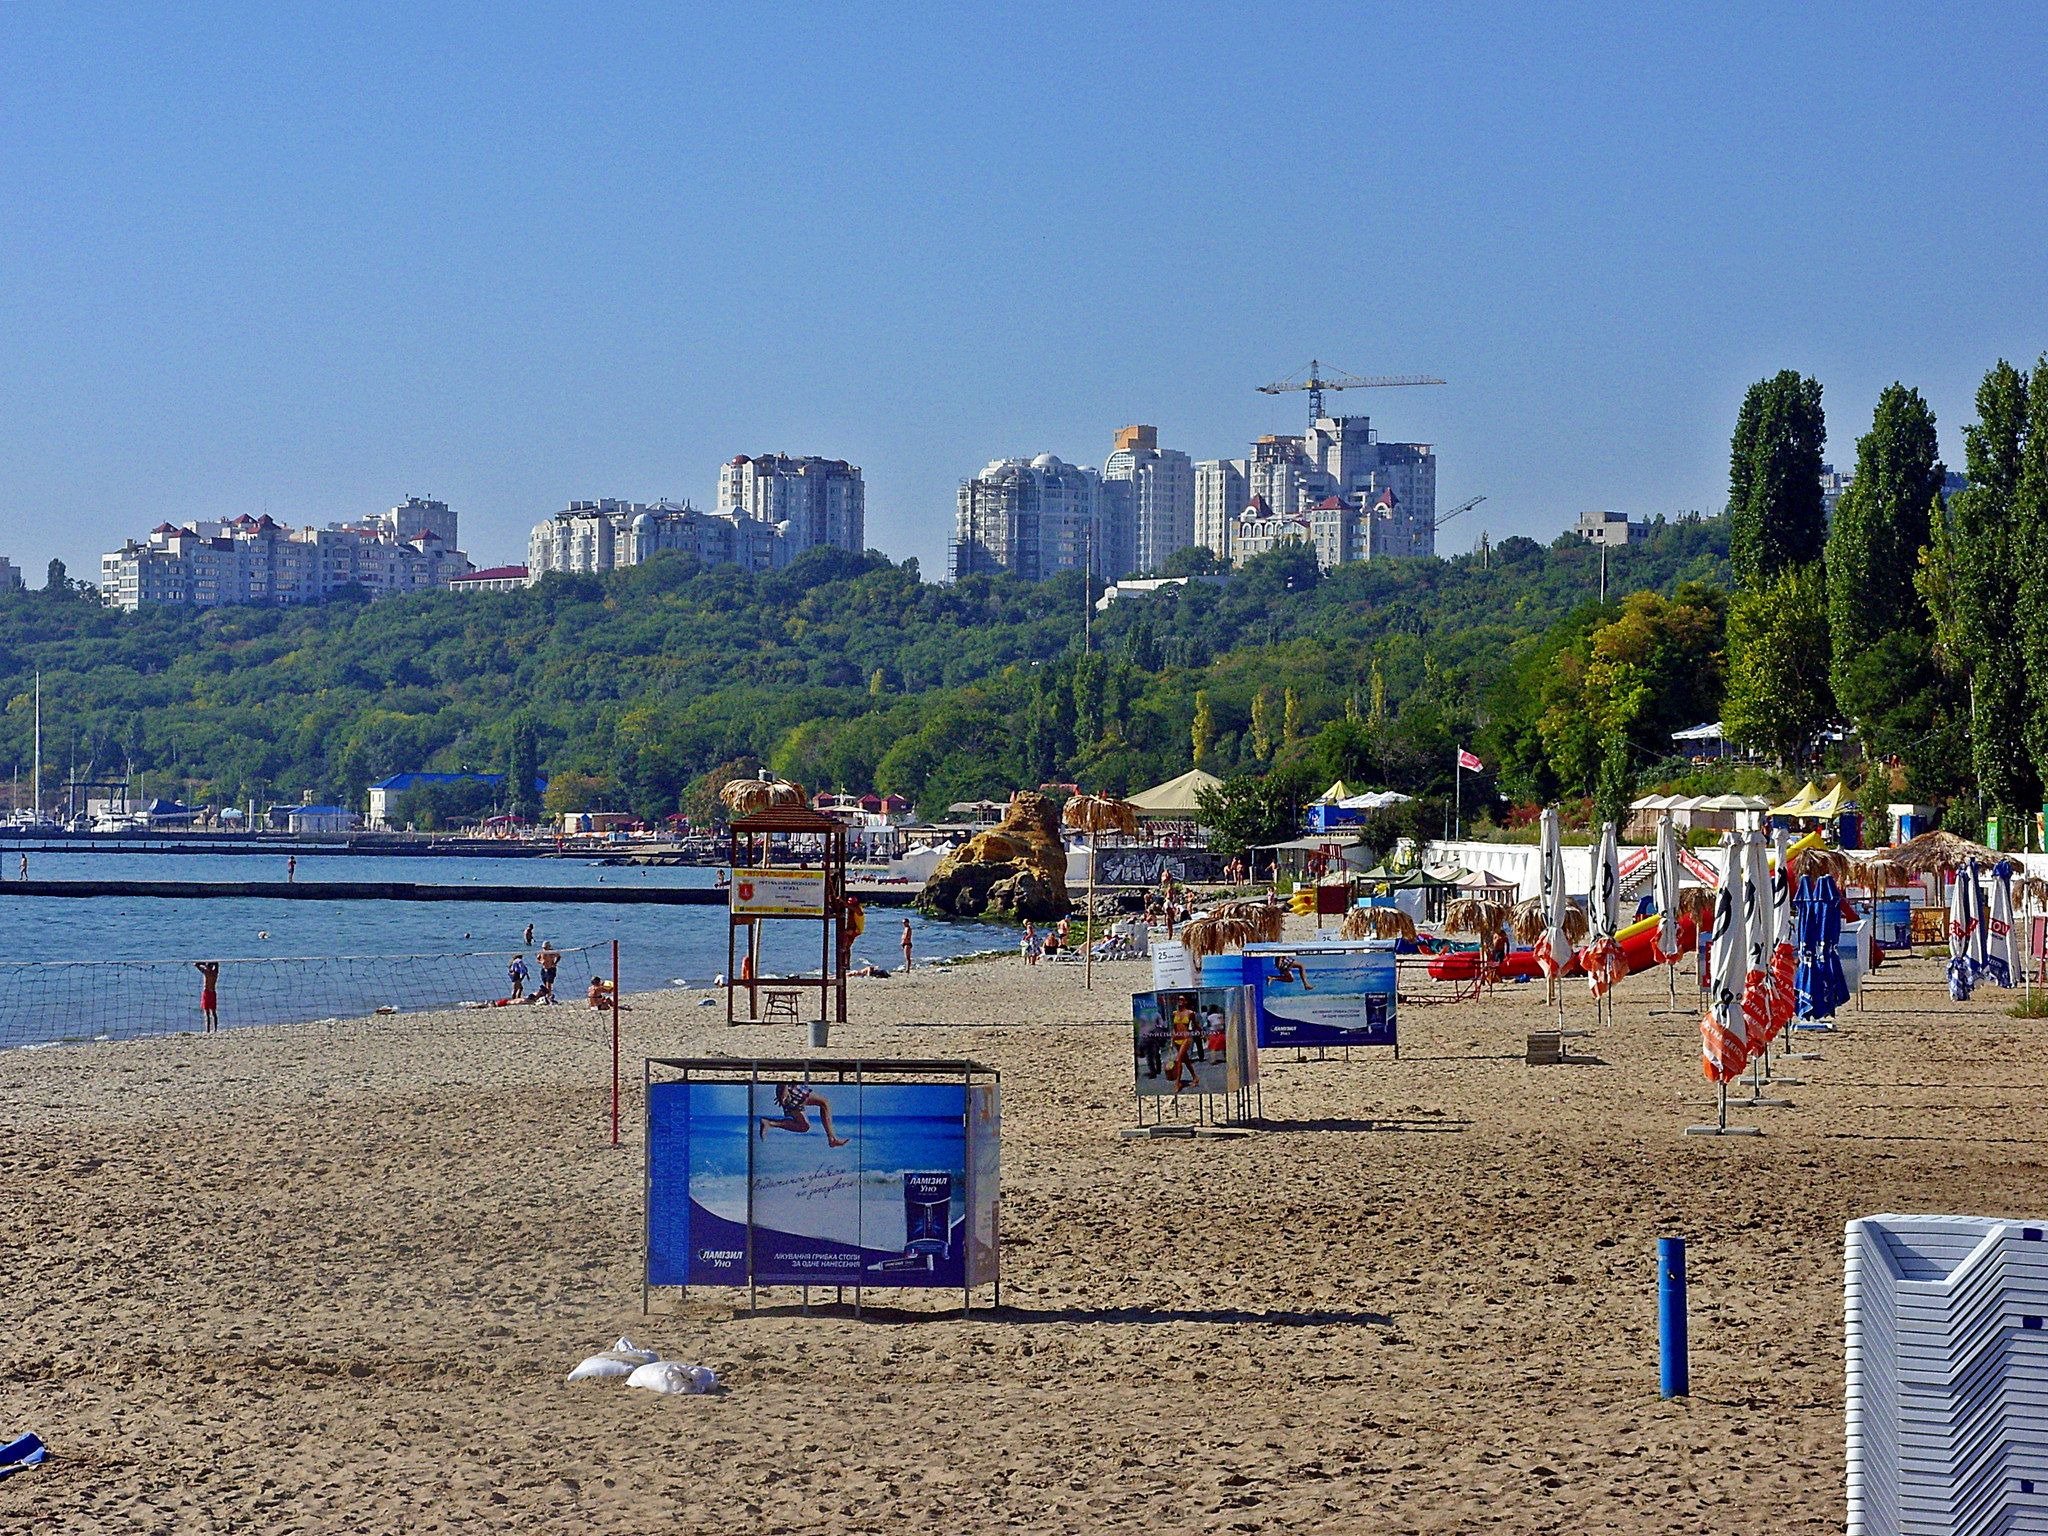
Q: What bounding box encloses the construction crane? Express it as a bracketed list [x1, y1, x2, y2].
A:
[1432, 494, 1485, 531]
[1257, 359, 1446, 422]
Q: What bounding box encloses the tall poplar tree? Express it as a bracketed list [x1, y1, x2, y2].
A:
[2017, 356, 2048, 792]
[1826, 385, 1963, 791]
[1729, 371, 1828, 587]
[1921, 360, 2041, 818]
[1725, 371, 1834, 759]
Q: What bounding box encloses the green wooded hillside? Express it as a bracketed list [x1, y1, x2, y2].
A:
[0, 519, 1732, 821]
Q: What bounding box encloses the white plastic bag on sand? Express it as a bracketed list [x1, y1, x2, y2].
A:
[565, 1337, 658, 1383]
[625, 1360, 716, 1395]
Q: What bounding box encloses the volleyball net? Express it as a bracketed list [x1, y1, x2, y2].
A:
[0, 942, 622, 1052]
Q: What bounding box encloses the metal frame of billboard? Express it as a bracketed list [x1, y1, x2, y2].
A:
[643, 1056, 1001, 1318]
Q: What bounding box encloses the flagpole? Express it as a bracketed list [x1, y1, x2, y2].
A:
[1455, 758, 1462, 841]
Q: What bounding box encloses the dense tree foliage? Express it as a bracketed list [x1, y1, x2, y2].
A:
[1826, 384, 1965, 795]
[0, 523, 1731, 823]
[1729, 371, 1828, 586]
[1924, 360, 2043, 820]
[1723, 370, 1834, 765]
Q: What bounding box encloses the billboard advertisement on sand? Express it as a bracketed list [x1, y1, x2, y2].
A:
[647, 1079, 999, 1290]
[1242, 941, 1397, 1049]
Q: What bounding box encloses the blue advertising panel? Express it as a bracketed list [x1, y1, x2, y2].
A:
[1242, 941, 1397, 1049]
[647, 1079, 981, 1290]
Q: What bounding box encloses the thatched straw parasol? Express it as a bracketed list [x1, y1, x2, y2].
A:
[1849, 856, 1912, 892]
[1676, 885, 1715, 926]
[1062, 794, 1140, 838]
[1442, 896, 1510, 944]
[1883, 828, 2001, 876]
[1062, 793, 1139, 989]
[1340, 905, 1417, 942]
[1791, 846, 1853, 889]
[1179, 912, 1275, 962]
[1511, 896, 1587, 947]
[1205, 899, 1285, 942]
[720, 776, 809, 817]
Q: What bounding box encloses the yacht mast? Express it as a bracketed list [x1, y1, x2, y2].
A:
[31, 672, 41, 822]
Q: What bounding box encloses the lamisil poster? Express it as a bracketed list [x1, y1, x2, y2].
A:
[1242, 941, 1397, 1049]
[647, 1079, 995, 1290]
[729, 868, 827, 917]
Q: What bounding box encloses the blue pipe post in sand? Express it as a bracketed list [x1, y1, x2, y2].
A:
[1658, 1237, 1689, 1397]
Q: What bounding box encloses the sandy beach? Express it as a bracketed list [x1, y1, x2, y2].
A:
[2, 933, 2040, 1534]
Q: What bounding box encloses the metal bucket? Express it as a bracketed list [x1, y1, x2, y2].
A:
[807, 1018, 830, 1048]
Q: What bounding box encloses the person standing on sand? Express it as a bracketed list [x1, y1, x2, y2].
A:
[507, 953, 528, 1001]
[900, 918, 914, 972]
[194, 961, 220, 1032]
[535, 941, 561, 1003]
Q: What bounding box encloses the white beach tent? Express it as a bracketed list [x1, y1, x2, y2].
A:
[1126, 769, 1224, 819]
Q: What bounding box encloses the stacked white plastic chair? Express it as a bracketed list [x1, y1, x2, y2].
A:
[1845, 1215, 2048, 1534]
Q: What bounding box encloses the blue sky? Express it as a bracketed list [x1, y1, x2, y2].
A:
[2, 2, 2043, 581]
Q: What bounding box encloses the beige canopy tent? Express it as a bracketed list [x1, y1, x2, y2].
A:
[1316, 779, 1355, 803]
[1126, 768, 1224, 819]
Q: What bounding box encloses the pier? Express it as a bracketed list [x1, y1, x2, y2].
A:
[3, 879, 921, 906]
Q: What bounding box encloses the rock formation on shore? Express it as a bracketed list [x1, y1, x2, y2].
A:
[916, 792, 1070, 922]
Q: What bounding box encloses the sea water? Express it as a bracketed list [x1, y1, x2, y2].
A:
[0, 851, 1014, 1042]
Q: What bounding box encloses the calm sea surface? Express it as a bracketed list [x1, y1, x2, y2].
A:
[0, 852, 1015, 1043]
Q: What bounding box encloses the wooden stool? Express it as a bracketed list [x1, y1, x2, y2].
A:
[762, 991, 802, 1024]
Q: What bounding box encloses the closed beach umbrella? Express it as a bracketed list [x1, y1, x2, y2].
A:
[1767, 828, 1797, 1036]
[1534, 807, 1567, 980]
[1793, 873, 1850, 1021]
[1948, 863, 1978, 1001]
[1986, 861, 2018, 989]
[1653, 813, 1683, 964]
[1740, 830, 1772, 1057]
[1966, 861, 1991, 981]
[1793, 875, 1824, 1019]
[1584, 820, 1627, 997]
[1815, 874, 1850, 1017]
[1699, 848, 1749, 1083]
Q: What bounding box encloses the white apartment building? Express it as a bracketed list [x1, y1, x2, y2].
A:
[527, 500, 790, 578]
[950, 454, 1129, 583]
[100, 503, 474, 611]
[1100, 424, 1195, 574]
[1194, 458, 1248, 561]
[717, 454, 864, 555]
[1198, 416, 1438, 570]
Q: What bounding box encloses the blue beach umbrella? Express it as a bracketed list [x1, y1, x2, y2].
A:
[1815, 873, 1849, 1016]
[1794, 874, 1846, 1021]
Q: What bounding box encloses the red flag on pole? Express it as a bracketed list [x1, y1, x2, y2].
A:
[1457, 748, 1483, 772]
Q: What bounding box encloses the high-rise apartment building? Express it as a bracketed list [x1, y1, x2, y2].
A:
[1195, 415, 1438, 569]
[1194, 458, 1248, 561]
[717, 454, 864, 556]
[1100, 424, 1195, 575]
[101, 507, 474, 611]
[951, 454, 1126, 583]
[527, 499, 788, 577]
